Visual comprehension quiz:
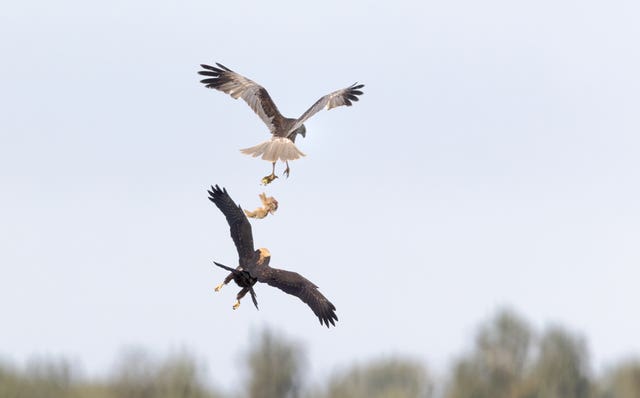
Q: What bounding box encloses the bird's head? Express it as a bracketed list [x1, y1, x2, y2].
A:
[267, 197, 279, 213]
[287, 125, 306, 143]
[256, 248, 271, 265]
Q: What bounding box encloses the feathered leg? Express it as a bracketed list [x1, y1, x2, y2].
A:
[214, 273, 234, 292]
[234, 287, 250, 310]
[213, 262, 258, 310]
[213, 261, 241, 292]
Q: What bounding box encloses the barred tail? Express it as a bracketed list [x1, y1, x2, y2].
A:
[240, 137, 306, 162]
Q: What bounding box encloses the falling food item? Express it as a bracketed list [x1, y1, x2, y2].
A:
[261, 174, 278, 186]
[244, 192, 279, 219]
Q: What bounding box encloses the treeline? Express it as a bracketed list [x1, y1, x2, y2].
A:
[1, 309, 639, 398]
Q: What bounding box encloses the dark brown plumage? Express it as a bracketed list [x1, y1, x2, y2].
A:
[208, 185, 338, 327]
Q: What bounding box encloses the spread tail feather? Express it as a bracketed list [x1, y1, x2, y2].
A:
[249, 287, 259, 310]
[240, 137, 306, 162]
[213, 261, 239, 274]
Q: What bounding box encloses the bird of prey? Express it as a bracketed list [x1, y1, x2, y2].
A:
[207, 184, 338, 327]
[198, 63, 364, 185]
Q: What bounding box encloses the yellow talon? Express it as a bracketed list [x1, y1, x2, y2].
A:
[261, 174, 278, 185]
[232, 300, 241, 310]
[214, 283, 224, 292]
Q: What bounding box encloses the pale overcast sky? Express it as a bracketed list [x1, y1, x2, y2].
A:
[1, 0, 639, 390]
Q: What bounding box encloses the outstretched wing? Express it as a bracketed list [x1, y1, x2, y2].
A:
[256, 267, 338, 327]
[207, 185, 255, 265]
[287, 83, 364, 134]
[199, 63, 287, 134]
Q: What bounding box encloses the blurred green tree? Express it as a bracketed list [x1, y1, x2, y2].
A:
[109, 348, 157, 398]
[243, 329, 306, 398]
[0, 361, 23, 398]
[322, 357, 433, 398]
[0, 357, 76, 398]
[109, 348, 218, 398]
[3, 315, 640, 398]
[155, 351, 216, 398]
[446, 309, 533, 398]
[597, 360, 640, 398]
[527, 327, 591, 398]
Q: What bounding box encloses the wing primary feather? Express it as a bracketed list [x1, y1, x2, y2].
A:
[257, 267, 338, 327]
[200, 64, 218, 71]
[207, 185, 255, 264]
[287, 82, 365, 134]
[216, 62, 233, 71]
[198, 63, 286, 133]
[199, 71, 219, 77]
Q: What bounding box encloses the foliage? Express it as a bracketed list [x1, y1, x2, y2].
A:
[1, 310, 640, 398]
[109, 348, 216, 398]
[243, 329, 305, 398]
[527, 327, 591, 398]
[0, 358, 76, 398]
[446, 309, 532, 398]
[0, 350, 218, 398]
[597, 360, 640, 398]
[322, 358, 433, 398]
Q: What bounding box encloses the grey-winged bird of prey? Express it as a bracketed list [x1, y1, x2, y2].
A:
[198, 63, 364, 185]
[208, 184, 338, 327]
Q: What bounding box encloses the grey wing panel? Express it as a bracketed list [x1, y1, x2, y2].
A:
[287, 83, 364, 134]
[199, 63, 287, 133]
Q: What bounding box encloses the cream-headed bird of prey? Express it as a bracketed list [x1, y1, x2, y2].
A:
[208, 185, 338, 327]
[198, 63, 364, 185]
